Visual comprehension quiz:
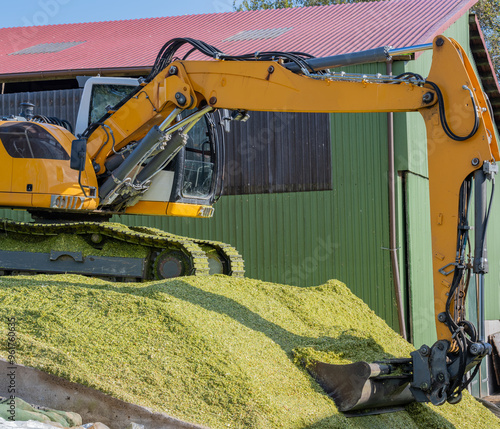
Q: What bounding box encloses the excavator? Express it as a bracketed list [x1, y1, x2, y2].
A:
[0, 35, 498, 412]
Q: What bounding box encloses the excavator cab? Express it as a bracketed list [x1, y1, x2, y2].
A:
[95, 105, 223, 218]
[69, 77, 224, 218]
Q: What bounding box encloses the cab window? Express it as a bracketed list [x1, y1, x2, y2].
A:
[0, 122, 69, 160]
[89, 84, 136, 124]
[182, 116, 215, 199]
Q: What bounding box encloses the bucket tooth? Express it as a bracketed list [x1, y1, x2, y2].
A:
[309, 360, 415, 412]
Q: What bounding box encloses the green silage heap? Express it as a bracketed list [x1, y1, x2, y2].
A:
[0, 274, 497, 428]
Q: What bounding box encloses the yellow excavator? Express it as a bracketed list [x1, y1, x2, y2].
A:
[0, 35, 498, 411]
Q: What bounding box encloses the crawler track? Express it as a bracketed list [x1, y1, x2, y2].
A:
[0, 219, 244, 280]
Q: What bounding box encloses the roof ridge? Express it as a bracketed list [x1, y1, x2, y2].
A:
[0, 0, 473, 31]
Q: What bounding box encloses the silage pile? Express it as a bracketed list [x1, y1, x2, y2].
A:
[0, 274, 498, 429]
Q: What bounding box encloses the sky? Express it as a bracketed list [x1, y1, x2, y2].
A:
[0, 0, 237, 28]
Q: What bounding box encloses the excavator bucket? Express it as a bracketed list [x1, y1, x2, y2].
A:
[310, 339, 493, 413]
[309, 360, 415, 412]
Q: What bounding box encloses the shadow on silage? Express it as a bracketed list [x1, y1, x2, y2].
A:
[120, 279, 385, 357]
[131, 279, 458, 428]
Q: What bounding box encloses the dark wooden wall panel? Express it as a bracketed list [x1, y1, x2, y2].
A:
[223, 111, 332, 195]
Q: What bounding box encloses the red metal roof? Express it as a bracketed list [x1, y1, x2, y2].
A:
[0, 0, 477, 76]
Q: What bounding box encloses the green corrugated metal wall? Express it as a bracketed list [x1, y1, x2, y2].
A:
[486, 181, 500, 319]
[404, 173, 436, 347]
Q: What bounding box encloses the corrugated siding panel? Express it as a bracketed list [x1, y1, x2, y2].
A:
[0, 88, 83, 129]
[329, 110, 395, 327]
[0, 209, 30, 222]
[224, 111, 331, 194]
[396, 174, 408, 332]
[405, 173, 436, 347]
[114, 192, 335, 287]
[485, 184, 500, 319]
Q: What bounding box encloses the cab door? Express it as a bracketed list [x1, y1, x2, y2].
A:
[0, 122, 71, 207]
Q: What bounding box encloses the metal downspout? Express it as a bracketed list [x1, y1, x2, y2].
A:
[387, 59, 407, 339]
